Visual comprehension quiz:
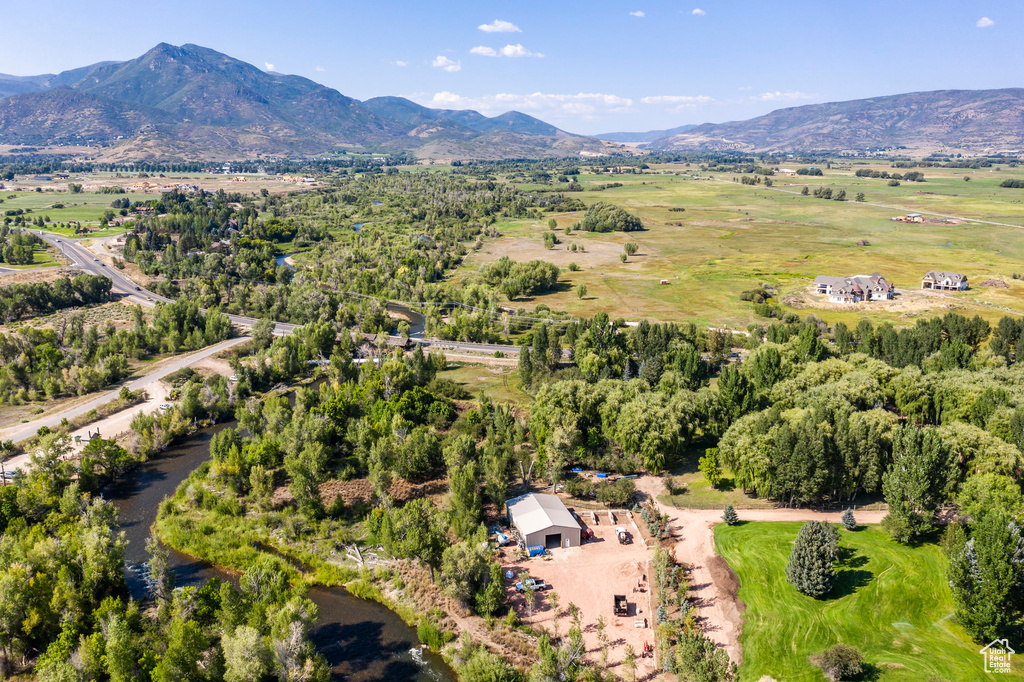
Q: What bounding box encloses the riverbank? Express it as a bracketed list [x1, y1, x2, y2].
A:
[153, 472, 539, 677]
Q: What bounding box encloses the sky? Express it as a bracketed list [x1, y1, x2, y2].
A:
[1, 1, 1020, 135]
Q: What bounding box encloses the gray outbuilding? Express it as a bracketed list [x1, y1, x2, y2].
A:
[506, 493, 581, 550]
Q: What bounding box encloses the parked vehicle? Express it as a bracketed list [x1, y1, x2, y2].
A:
[614, 594, 628, 616]
[516, 578, 548, 592]
[615, 526, 631, 544]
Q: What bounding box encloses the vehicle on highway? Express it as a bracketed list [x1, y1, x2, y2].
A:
[56, 239, 62, 243]
[93, 257, 98, 262]
[135, 286, 141, 291]
[101, 263, 106, 267]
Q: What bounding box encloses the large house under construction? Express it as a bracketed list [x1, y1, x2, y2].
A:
[921, 271, 968, 291]
[814, 273, 895, 304]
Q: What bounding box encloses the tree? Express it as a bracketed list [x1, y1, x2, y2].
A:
[946, 511, 1024, 641]
[547, 218, 557, 229]
[700, 448, 722, 488]
[785, 521, 839, 598]
[575, 283, 587, 299]
[620, 253, 628, 263]
[723, 505, 738, 526]
[855, 192, 865, 202]
[675, 629, 736, 681]
[811, 644, 864, 681]
[624, 242, 638, 256]
[882, 426, 953, 543]
[841, 508, 856, 531]
[518, 346, 533, 388]
[222, 625, 273, 682]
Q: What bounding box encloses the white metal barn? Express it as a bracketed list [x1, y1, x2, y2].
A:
[506, 493, 581, 550]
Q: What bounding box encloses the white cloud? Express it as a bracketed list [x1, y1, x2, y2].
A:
[692, 8, 706, 16]
[393, 60, 408, 67]
[315, 66, 325, 72]
[737, 85, 753, 91]
[478, 19, 521, 33]
[264, 62, 275, 71]
[500, 44, 543, 58]
[751, 90, 816, 102]
[432, 55, 462, 72]
[422, 91, 634, 123]
[641, 95, 713, 105]
[977, 16, 994, 28]
[470, 46, 498, 57]
[629, 10, 645, 17]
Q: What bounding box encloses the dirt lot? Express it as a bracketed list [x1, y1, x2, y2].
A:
[499, 516, 659, 679]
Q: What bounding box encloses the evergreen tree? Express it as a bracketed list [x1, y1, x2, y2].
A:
[785, 521, 839, 598]
[723, 505, 738, 526]
[946, 512, 1024, 641]
[841, 508, 856, 531]
[518, 346, 533, 388]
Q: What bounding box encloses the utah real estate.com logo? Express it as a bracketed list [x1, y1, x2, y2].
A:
[981, 639, 1014, 674]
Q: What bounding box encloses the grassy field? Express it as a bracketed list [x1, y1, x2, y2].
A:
[456, 163, 1024, 329]
[437, 363, 530, 404]
[715, 522, 1024, 681]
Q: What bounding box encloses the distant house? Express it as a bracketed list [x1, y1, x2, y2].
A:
[814, 273, 895, 304]
[921, 270, 968, 291]
[892, 213, 924, 223]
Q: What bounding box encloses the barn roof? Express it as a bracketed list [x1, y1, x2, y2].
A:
[507, 493, 580, 535]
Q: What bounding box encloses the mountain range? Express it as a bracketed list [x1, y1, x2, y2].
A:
[641, 89, 1024, 153]
[0, 43, 617, 161]
[1, 44, 1021, 160]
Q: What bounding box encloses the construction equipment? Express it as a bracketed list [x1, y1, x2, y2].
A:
[615, 526, 631, 544]
[614, 595, 628, 616]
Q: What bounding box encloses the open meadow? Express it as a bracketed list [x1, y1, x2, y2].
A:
[715, 522, 1024, 682]
[457, 163, 1024, 329]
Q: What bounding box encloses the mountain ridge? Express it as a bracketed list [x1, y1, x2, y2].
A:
[644, 89, 1024, 153]
[0, 43, 615, 161]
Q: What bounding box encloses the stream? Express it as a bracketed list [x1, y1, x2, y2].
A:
[106, 423, 456, 682]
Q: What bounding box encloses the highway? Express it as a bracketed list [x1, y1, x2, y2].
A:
[0, 336, 251, 452]
[37, 231, 299, 335]
[34, 231, 536, 356]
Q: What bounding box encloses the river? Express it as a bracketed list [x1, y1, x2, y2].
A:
[106, 424, 456, 682]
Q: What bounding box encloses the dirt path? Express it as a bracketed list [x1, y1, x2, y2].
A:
[634, 476, 886, 667]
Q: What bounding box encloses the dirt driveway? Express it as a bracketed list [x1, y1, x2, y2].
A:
[500, 518, 659, 678]
[633, 476, 887, 667]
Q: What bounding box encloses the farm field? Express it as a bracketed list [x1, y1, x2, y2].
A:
[715, 522, 1024, 681]
[456, 163, 1024, 329]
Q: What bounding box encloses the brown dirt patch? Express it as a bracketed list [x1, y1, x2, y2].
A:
[272, 477, 450, 507]
[978, 279, 1010, 288]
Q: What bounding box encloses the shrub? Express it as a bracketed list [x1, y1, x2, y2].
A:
[597, 478, 636, 507]
[723, 505, 739, 526]
[811, 644, 864, 681]
[841, 508, 856, 531]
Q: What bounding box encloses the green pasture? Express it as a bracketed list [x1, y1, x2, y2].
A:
[462, 164, 1024, 328]
[715, 522, 1023, 681]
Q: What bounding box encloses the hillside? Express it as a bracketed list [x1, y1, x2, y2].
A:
[0, 44, 610, 160]
[646, 89, 1024, 153]
[595, 124, 697, 143]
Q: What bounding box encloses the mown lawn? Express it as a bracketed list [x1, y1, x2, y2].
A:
[714, 522, 1024, 681]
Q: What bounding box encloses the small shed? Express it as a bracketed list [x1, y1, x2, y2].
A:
[507, 493, 581, 550]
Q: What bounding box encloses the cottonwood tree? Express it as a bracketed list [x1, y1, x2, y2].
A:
[785, 521, 839, 598]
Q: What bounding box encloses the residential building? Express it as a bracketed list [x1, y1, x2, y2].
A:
[814, 273, 895, 304]
[921, 271, 968, 291]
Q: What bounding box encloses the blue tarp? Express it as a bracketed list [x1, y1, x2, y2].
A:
[527, 545, 545, 557]
[596, 472, 608, 478]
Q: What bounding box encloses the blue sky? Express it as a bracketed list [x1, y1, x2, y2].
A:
[1, 1, 1020, 134]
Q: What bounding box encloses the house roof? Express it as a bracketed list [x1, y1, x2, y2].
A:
[815, 273, 894, 292]
[923, 270, 966, 282]
[507, 493, 580, 535]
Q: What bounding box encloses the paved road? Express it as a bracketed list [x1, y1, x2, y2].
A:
[37, 232, 298, 336]
[39, 231, 538, 355]
[0, 336, 250, 448]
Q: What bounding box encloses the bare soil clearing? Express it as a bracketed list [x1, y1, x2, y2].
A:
[499, 519, 660, 678]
